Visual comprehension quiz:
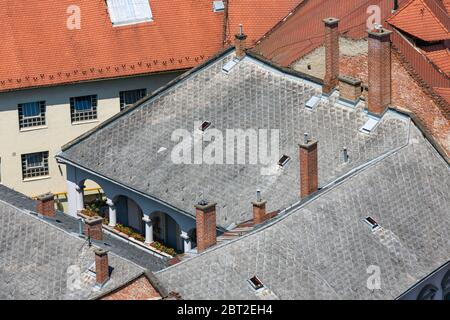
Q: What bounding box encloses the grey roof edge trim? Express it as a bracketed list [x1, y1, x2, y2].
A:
[156, 123, 413, 275]
[55, 153, 227, 232]
[246, 50, 324, 85]
[390, 106, 450, 164]
[395, 260, 450, 300]
[61, 46, 235, 152]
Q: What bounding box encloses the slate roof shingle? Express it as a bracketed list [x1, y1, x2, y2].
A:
[156, 125, 450, 300]
[59, 51, 410, 229]
[0, 194, 146, 300]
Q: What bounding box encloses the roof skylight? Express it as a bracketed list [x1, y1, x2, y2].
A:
[106, 0, 153, 26]
[199, 121, 212, 132]
[364, 216, 380, 231]
[278, 155, 291, 167]
[248, 276, 264, 290]
[213, 1, 225, 12]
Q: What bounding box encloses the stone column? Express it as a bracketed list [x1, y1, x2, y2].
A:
[142, 215, 153, 244]
[180, 231, 192, 253]
[106, 199, 117, 227]
[75, 184, 85, 214]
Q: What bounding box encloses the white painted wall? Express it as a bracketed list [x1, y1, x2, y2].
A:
[0, 71, 182, 196]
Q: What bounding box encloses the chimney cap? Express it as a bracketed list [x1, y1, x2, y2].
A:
[36, 192, 54, 201]
[323, 17, 340, 26]
[368, 28, 392, 38]
[299, 139, 318, 150]
[94, 248, 108, 257]
[338, 75, 362, 86]
[195, 201, 217, 211]
[235, 24, 247, 40]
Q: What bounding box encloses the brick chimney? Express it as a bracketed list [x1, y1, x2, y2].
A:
[94, 248, 109, 287]
[323, 17, 340, 95]
[299, 139, 319, 198]
[252, 190, 267, 225]
[235, 24, 247, 59]
[84, 216, 103, 241]
[339, 75, 362, 104]
[368, 27, 392, 116]
[36, 193, 55, 217]
[195, 201, 217, 253]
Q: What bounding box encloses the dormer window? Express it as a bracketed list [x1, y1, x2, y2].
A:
[106, 0, 153, 26]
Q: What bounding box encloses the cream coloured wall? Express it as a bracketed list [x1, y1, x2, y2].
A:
[0, 72, 182, 197]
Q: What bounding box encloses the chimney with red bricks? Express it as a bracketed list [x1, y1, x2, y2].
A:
[252, 190, 267, 225]
[299, 137, 319, 198]
[36, 193, 55, 217]
[339, 75, 362, 104]
[368, 27, 392, 116]
[323, 17, 340, 95]
[84, 216, 103, 241]
[195, 201, 217, 253]
[94, 248, 109, 287]
[235, 24, 247, 59]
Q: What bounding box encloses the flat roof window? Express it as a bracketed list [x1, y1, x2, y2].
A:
[199, 121, 211, 132]
[278, 155, 291, 167]
[248, 276, 264, 290]
[364, 216, 380, 231]
[213, 1, 225, 12]
[106, 0, 153, 26]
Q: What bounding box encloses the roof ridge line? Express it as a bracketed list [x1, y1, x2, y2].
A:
[156, 116, 412, 274]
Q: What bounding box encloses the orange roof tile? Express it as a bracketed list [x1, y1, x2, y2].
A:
[388, 0, 450, 41]
[0, 1, 224, 92]
[224, 0, 302, 47]
[253, 0, 408, 67]
[422, 44, 450, 75]
[443, 0, 450, 13]
[433, 87, 450, 103]
[0, 1, 311, 93]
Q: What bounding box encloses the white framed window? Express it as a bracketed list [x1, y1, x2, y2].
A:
[21, 151, 49, 179]
[106, 0, 153, 26]
[70, 95, 98, 123]
[18, 101, 46, 129]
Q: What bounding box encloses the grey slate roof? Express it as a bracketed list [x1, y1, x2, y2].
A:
[59, 51, 410, 229]
[156, 125, 450, 300]
[0, 185, 169, 272]
[0, 196, 147, 300]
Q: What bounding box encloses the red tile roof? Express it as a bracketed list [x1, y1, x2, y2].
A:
[0, 0, 224, 93]
[224, 0, 302, 47]
[433, 87, 450, 103]
[388, 0, 450, 41]
[421, 44, 450, 75]
[443, 0, 450, 13]
[252, 0, 409, 67]
[0, 0, 306, 93]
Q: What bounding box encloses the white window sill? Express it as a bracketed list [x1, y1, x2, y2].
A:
[112, 19, 153, 28]
[19, 125, 48, 133]
[71, 119, 99, 126]
[23, 175, 51, 183]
